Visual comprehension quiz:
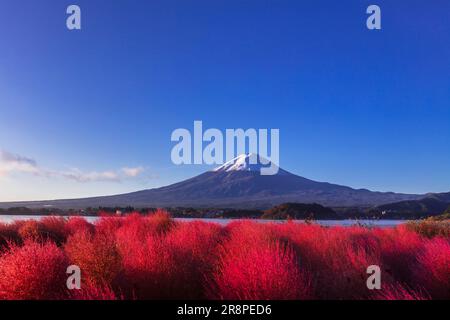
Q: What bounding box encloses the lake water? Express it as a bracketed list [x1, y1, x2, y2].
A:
[0, 215, 408, 227]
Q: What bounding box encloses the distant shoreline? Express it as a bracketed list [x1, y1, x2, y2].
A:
[0, 212, 416, 221]
[1, 200, 447, 220]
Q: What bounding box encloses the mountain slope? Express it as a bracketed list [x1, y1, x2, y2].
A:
[369, 192, 450, 218]
[0, 154, 424, 209]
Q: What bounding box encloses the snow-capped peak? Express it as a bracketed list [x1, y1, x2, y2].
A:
[213, 153, 280, 174]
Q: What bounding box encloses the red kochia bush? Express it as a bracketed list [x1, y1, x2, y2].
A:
[373, 283, 430, 300]
[374, 225, 424, 284]
[70, 283, 121, 300]
[65, 217, 95, 236]
[224, 220, 280, 246]
[209, 221, 311, 300]
[0, 241, 68, 300]
[147, 209, 176, 234]
[116, 214, 221, 299]
[115, 211, 175, 243]
[0, 222, 22, 249]
[414, 238, 450, 299]
[210, 240, 311, 300]
[39, 216, 68, 245]
[16, 217, 68, 245]
[116, 233, 168, 299]
[163, 221, 225, 298]
[95, 216, 124, 236]
[68, 211, 174, 294]
[0, 215, 448, 300]
[18, 220, 43, 241]
[273, 223, 384, 299]
[65, 230, 122, 287]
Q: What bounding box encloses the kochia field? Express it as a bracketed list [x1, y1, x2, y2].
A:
[0, 212, 448, 300]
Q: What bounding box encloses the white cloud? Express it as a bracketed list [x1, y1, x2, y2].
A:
[0, 150, 39, 177]
[122, 166, 144, 177]
[59, 168, 121, 182]
[0, 149, 146, 183]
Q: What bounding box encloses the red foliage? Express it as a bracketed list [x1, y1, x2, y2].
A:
[273, 223, 384, 299]
[0, 222, 22, 249]
[163, 221, 225, 298]
[0, 241, 68, 300]
[18, 220, 43, 242]
[115, 211, 174, 243]
[413, 237, 450, 299]
[95, 216, 123, 236]
[70, 283, 121, 300]
[65, 230, 122, 287]
[0, 215, 448, 300]
[66, 217, 95, 236]
[224, 220, 280, 246]
[116, 214, 221, 299]
[210, 239, 311, 300]
[39, 216, 68, 245]
[147, 209, 176, 234]
[373, 283, 430, 300]
[374, 225, 424, 284]
[16, 217, 68, 245]
[207, 221, 312, 300]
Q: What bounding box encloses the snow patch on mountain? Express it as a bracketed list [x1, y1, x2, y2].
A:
[213, 153, 281, 174]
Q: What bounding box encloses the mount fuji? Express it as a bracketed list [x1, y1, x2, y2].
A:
[0, 154, 424, 209]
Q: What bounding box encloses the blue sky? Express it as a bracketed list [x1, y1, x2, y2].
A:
[0, 0, 449, 201]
